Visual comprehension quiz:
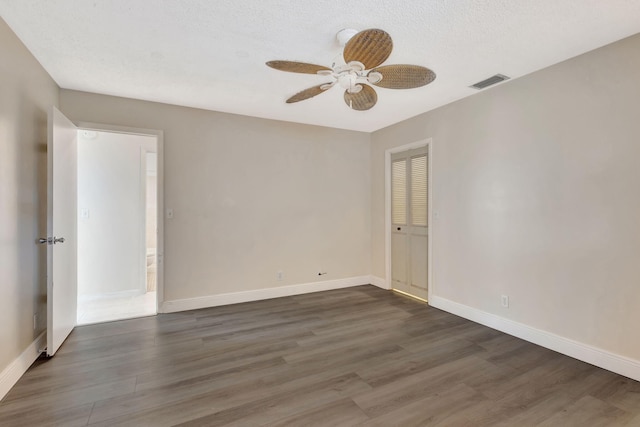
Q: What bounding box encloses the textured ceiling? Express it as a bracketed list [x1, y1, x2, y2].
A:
[2, 0, 640, 132]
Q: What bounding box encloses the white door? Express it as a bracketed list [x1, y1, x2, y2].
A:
[46, 106, 78, 356]
[391, 146, 428, 300]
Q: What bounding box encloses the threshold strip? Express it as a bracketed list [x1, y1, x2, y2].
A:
[392, 289, 428, 304]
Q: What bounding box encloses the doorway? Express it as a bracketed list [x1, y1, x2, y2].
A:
[386, 140, 432, 302]
[76, 129, 159, 324]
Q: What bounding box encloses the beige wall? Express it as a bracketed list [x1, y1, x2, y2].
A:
[0, 19, 59, 371]
[371, 33, 640, 360]
[60, 91, 372, 301]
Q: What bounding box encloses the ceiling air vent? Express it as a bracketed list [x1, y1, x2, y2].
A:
[470, 74, 510, 90]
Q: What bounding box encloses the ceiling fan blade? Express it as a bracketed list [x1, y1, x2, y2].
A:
[343, 29, 393, 70]
[286, 83, 332, 103]
[344, 85, 378, 111]
[267, 60, 332, 74]
[370, 65, 436, 89]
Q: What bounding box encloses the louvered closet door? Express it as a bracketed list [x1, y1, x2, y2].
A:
[391, 146, 428, 300]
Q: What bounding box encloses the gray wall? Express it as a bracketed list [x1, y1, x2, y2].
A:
[60, 91, 372, 303]
[0, 18, 59, 371]
[371, 33, 640, 361]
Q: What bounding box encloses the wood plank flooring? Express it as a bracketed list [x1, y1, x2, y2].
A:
[1, 285, 639, 426]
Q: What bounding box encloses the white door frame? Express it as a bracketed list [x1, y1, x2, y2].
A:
[75, 122, 166, 312]
[385, 138, 433, 302]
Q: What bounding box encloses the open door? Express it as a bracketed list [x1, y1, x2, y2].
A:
[45, 106, 78, 356]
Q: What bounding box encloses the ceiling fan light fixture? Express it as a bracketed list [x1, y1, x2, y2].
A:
[347, 84, 363, 94]
[346, 61, 365, 72]
[367, 71, 383, 84]
[320, 82, 336, 90]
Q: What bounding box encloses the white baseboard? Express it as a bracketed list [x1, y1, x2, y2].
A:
[429, 295, 640, 382]
[369, 275, 390, 290]
[0, 331, 46, 401]
[161, 275, 373, 313]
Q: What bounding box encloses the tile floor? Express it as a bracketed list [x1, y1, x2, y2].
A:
[77, 291, 157, 325]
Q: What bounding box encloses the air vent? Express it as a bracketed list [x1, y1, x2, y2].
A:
[470, 74, 510, 90]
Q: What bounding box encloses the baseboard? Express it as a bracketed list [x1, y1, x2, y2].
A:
[369, 275, 390, 290]
[161, 275, 373, 313]
[0, 331, 46, 401]
[429, 295, 640, 382]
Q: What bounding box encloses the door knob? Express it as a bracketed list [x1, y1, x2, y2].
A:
[38, 237, 51, 244]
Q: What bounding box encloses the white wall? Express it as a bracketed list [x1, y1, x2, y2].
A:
[0, 18, 58, 381]
[60, 92, 372, 303]
[77, 131, 157, 296]
[371, 33, 640, 363]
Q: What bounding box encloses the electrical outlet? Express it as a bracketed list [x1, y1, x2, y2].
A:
[277, 270, 283, 281]
[501, 295, 509, 308]
[166, 208, 174, 219]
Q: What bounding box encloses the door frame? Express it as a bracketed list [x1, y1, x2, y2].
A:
[385, 138, 433, 302]
[75, 121, 165, 312]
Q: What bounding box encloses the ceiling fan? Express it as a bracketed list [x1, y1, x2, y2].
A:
[266, 28, 436, 111]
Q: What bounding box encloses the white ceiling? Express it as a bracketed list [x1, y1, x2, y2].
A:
[2, 1, 640, 132]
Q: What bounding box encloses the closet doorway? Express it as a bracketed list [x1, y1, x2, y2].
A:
[386, 140, 432, 302]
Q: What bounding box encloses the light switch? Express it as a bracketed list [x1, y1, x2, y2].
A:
[166, 208, 174, 219]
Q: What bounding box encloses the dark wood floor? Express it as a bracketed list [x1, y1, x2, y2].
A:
[1, 286, 639, 426]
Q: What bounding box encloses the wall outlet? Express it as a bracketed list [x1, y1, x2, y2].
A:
[501, 295, 509, 308]
[276, 270, 283, 281]
[166, 208, 174, 219]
